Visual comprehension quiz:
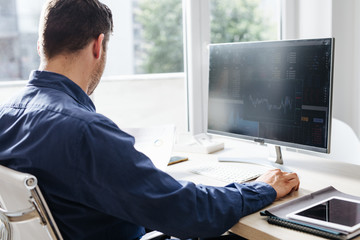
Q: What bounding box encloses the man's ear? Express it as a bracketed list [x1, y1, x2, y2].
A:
[37, 40, 41, 56]
[93, 33, 105, 59]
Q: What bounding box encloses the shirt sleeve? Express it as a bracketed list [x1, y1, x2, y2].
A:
[76, 117, 277, 239]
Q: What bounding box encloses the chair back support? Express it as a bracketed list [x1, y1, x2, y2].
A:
[0, 165, 63, 240]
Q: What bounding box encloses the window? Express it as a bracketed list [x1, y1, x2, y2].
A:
[0, 0, 281, 133]
[95, 0, 187, 131]
[0, 0, 44, 81]
[101, 0, 184, 76]
[210, 0, 280, 43]
[0, 0, 188, 131]
[0, 0, 44, 103]
[184, 0, 281, 134]
[0, 0, 185, 80]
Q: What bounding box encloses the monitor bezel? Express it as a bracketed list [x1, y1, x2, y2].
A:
[207, 38, 335, 154]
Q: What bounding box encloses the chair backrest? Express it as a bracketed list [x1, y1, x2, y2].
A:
[0, 165, 63, 240]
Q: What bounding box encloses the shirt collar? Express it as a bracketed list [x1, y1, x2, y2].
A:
[27, 70, 96, 112]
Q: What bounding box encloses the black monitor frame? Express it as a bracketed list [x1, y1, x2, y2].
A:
[207, 38, 334, 164]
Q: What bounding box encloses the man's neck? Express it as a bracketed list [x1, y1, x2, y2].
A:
[39, 53, 91, 94]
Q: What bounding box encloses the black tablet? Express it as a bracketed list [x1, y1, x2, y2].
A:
[287, 196, 360, 232]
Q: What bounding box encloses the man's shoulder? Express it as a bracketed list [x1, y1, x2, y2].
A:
[1, 86, 120, 135]
[50, 106, 116, 129]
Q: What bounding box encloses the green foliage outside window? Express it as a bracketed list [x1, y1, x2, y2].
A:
[135, 0, 183, 74]
[210, 0, 275, 43]
[135, 0, 277, 74]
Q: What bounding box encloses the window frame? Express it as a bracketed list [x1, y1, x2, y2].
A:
[1, 0, 285, 135]
[182, 0, 210, 134]
[184, 0, 283, 134]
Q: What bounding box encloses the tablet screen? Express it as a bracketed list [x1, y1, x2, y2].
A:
[295, 197, 360, 227]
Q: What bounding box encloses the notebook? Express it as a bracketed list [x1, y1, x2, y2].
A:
[261, 186, 360, 240]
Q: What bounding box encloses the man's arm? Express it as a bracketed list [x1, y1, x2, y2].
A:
[81, 117, 300, 239]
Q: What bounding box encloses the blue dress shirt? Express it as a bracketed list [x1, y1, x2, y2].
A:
[0, 71, 276, 240]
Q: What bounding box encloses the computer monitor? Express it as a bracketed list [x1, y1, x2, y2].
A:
[207, 38, 334, 165]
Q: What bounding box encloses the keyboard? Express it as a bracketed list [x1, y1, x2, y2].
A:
[190, 162, 269, 183]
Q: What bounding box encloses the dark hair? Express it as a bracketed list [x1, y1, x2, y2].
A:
[40, 0, 113, 59]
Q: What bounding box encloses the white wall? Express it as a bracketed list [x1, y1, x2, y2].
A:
[355, 0, 360, 139]
[331, 0, 360, 140]
[283, 0, 360, 139]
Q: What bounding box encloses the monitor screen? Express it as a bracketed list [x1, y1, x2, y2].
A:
[208, 38, 334, 153]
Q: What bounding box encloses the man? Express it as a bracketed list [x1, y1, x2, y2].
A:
[0, 0, 300, 239]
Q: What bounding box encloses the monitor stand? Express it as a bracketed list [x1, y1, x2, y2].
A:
[218, 145, 292, 172]
[269, 145, 283, 165]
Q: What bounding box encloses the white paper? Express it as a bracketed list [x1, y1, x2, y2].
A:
[123, 125, 175, 171]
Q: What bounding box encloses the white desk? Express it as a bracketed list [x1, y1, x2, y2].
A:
[166, 136, 360, 240]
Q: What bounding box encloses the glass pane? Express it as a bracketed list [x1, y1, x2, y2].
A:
[0, 0, 186, 131]
[101, 0, 183, 76]
[210, 0, 280, 43]
[133, 0, 184, 74]
[0, 0, 184, 80]
[0, 0, 45, 81]
[94, 0, 186, 130]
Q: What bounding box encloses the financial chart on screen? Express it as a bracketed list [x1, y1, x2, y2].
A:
[208, 38, 334, 153]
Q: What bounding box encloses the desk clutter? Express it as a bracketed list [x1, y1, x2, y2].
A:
[173, 133, 224, 154]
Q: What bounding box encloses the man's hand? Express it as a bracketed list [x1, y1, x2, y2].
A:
[256, 169, 300, 199]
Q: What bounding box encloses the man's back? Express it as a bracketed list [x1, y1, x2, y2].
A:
[0, 71, 279, 240]
[0, 71, 147, 239]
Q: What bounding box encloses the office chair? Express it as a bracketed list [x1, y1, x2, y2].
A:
[0, 164, 233, 240]
[0, 165, 63, 240]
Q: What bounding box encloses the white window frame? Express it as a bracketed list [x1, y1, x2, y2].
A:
[182, 0, 360, 138]
[183, 0, 284, 135]
[182, 0, 210, 134]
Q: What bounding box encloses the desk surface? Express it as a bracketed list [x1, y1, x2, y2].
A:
[166, 137, 360, 240]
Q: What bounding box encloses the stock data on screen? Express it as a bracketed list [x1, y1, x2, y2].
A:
[208, 39, 332, 151]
